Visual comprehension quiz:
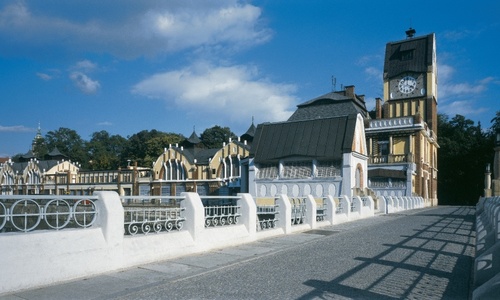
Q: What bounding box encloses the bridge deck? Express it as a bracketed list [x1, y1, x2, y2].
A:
[2, 206, 475, 300]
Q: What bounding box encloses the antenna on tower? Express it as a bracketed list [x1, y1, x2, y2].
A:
[331, 76, 336, 92]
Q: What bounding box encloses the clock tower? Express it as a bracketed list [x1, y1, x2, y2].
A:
[383, 28, 438, 133]
[366, 28, 439, 206]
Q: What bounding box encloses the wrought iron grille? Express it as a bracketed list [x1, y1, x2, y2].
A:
[316, 198, 327, 221]
[290, 197, 306, 225]
[201, 196, 241, 228]
[0, 195, 98, 233]
[334, 197, 343, 214]
[121, 196, 185, 235]
[256, 204, 279, 231]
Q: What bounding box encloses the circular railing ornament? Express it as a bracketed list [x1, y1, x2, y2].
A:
[44, 199, 72, 230]
[10, 199, 42, 232]
[73, 199, 97, 228]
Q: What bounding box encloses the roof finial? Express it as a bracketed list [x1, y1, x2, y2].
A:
[406, 27, 416, 38]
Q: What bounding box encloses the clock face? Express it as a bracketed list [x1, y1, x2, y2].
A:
[398, 76, 417, 94]
[389, 73, 425, 99]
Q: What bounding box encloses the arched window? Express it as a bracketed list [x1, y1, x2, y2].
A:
[355, 164, 364, 189]
[163, 159, 185, 181]
[224, 155, 240, 179]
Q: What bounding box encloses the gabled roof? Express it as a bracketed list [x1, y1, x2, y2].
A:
[384, 33, 434, 78]
[252, 114, 358, 163]
[288, 90, 368, 122]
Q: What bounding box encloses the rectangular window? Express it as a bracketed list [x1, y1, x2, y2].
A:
[257, 164, 279, 179]
[316, 161, 341, 177]
[282, 162, 312, 179]
[401, 50, 413, 61]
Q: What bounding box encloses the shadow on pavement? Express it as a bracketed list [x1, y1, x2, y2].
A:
[300, 206, 475, 300]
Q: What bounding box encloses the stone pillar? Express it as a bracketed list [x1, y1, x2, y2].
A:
[484, 164, 492, 197]
[237, 193, 257, 235]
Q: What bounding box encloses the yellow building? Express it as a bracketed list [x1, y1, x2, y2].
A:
[150, 130, 252, 196]
[366, 29, 439, 206]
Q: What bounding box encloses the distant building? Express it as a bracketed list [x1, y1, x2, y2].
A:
[150, 126, 253, 196]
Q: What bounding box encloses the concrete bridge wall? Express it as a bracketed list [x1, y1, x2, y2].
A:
[0, 192, 424, 295]
[473, 196, 500, 299]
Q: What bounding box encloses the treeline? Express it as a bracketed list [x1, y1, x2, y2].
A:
[438, 111, 500, 205]
[15, 126, 236, 170]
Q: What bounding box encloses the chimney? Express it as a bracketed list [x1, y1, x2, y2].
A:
[375, 97, 383, 119]
[345, 85, 355, 98]
[358, 94, 365, 102]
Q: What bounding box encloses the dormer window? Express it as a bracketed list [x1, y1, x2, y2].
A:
[401, 50, 414, 61]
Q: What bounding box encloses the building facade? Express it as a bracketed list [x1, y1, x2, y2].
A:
[247, 86, 369, 199]
[365, 29, 439, 205]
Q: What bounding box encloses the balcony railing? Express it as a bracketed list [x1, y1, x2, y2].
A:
[369, 154, 413, 164]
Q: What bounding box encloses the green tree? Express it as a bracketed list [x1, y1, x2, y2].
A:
[438, 113, 494, 205]
[200, 126, 236, 149]
[32, 137, 48, 159]
[144, 133, 185, 166]
[122, 130, 184, 167]
[86, 131, 127, 170]
[45, 127, 88, 166]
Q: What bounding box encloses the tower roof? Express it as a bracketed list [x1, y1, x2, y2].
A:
[384, 32, 435, 78]
[186, 130, 202, 144]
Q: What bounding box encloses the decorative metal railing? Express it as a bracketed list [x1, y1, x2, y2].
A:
[121, 196, 185, 236]
[290, 197, 306, 225]
[0, 195, 98, 233]
[316, 198, 327, 221]
[201, 196, 241, 228]
[256, 203, 279, 231]
[333, 197, 343, 214]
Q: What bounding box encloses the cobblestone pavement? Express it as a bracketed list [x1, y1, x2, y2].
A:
[2, 206, 475, 300]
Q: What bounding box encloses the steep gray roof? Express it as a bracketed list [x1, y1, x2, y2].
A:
[186, 131, 202, 144]
[384, 33, 434, 78]
[47, 147, 67, 159]
[10, 160, 60, 173]
[240, 122, 256, 145]
[288, 91, 368, 122]
[252, 114, 357, 163]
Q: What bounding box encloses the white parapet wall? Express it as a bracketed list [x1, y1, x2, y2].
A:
[0, 192, 431, 295]
[473, 196, 500, 299]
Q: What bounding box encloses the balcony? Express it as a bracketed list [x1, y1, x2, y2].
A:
[369, 154, 413, 164]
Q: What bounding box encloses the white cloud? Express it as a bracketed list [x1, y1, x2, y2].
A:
[439, 100, 488, 117]
[132, 62, 297, 125]
[73, 60, 97, 72]
[36, 72, 52, 81]
[437, 63, 495, 117]
[97, 121, 113, 126]
[70, 71, 100, 94]
[364, 67, 380, 79]
[0, 125, 33, 132]
[0, 1, 271, 58]
[438, 63, 493, 99]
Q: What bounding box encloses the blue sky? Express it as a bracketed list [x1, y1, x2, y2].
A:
[1, 0, 499, 157]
